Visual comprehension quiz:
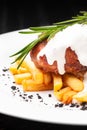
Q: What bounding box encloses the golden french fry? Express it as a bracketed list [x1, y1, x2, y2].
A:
[32, 70, 44, 84]
[21, 60, 44, 84]
[22, 79, 53, 91]
[54, 87, 71, 101]
[9, 63, 29, 74]
[9, 63, 18, 74]
[63, 73, 84, 92]
[43, 72, 52, 85]
[73, 91, 87, 102]
[14, 73, 32, 84]
[62, 90, 77, 104]
[16, 60, 30, 71]
[21, 60, 38, 72]
[53, 74, 63, 92]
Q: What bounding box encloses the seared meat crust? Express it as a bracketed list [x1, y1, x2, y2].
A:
[30, 39, 58, 74]
[65, 47, 87, 80]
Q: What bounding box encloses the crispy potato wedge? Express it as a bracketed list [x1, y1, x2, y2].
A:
[9, 62, 29, 75]
[43, 72, 52, 85]
[53, 74, 63, 92]
[73, 91, 87, 102]
[62, 90, 77, 104]
[16, 60, 30, 71]
[14, 73, 32, 84]
[63, 73, 84, 92]
[9, 63, 18, 74]
[21, 60, 44, 84]
[22, 79, 53, 91]
[54, 87, 71, 101]
[32, 70, 44, 84]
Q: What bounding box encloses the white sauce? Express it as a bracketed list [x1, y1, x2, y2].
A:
[37, 24, 87, 74]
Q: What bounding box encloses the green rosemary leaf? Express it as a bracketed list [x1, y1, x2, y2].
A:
[30, 25, 57, 31]
[55, 18, 79, 25]
[19, 31, 40, 34]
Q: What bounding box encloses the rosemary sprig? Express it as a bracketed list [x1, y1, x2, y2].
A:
[10, 11, 87, 68]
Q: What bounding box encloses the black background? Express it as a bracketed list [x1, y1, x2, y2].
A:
[0, 0, 87, 34]
[0, 0, 87, 129]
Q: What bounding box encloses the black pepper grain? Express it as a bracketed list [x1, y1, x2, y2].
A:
[55, 104, 59, 108]
[58, 103, 63, 107]
[36, 93, 42, 99]
[28, 95, 33, 99]
[48, 94, 52, 97]
[44, 103, 48, 105]
[70, 103, 76, 107]
[2, 68, 9, 72]
[81, 106, 87, 110]
[11, 86, 16, 90]
[2, 74, 5, 76]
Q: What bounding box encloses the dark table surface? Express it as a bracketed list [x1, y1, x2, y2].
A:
[0, 0, 87, 129]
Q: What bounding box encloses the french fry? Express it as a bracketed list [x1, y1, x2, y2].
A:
[63, 73, 84, 92]
[62, 90, 77, 104]
[22, 79, 53, 91]
[73, 91, 87, 102]
[9, 63, 18, 74]
[16, 60, 30, 71]
[21, 60, 44, 84]
[43, 72, 52, 85]
[14, 73, 32, 84]
[54, 87, 71, 101]
[21, 60, 38, 72]
[53, 74, 63, 92]
[9, 62, 29, 74]
[32, 70, 44, 84]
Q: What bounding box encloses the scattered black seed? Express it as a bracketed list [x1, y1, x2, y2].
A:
[11, 86, 16, 90]
[23, 97, 25, 99]
[2, 74, 5, 76]
[17, 89, 20, 92]
[44, 103, 48, 105]
[70, 103, 76, 107]
[25, 99, 28, 102]
[19, 94, 22, 97]
[81, 106, 87, 110]
[24, 93, 27, 96]
[36, 93, 42, 99]
[80, 102, 87, 110]
[75, 104, 80, 108]
[28, 95, 33, 99]
[58, 103, 63, 107]
[48, 94, 52, 97]
[55, 103, 59, 108]
[2, 68, 9, 72]
[13, 81, 15, 84]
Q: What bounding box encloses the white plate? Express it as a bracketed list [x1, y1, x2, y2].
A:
[0, 30, 87, 126]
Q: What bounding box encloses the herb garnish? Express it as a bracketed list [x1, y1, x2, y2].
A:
[10, 11, 87, 69]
